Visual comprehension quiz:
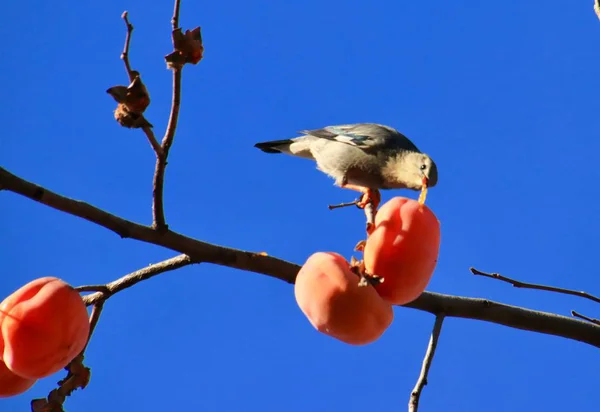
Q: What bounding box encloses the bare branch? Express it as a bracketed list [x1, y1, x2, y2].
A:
[409, 315, 445, 412]
[471, 267, 600, 304]
[74, 285, 110, 294]
[32, 256, 194, 410]
[81, 254, 197, 306]
[31, 302, 105, 411]
[113, 12, 162, 155]
[328, 199, 360, 210]
[2, 166, 600, 347]
[172, 0, 181, 30]
[120, 11, 136, 82]
[152, 63, 183, 231]
[572, 310, 600, 326]
[143, 125, 163, 158]
[83, 302, 104, 351]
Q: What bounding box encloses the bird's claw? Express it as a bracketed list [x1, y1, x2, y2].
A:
[355, 189, 381, 210]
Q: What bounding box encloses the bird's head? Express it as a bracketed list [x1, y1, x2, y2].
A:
[385, 152, 438, 190]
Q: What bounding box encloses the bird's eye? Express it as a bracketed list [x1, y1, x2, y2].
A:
[420, 164, 427, 170]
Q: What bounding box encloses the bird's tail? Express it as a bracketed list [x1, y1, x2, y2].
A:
[254, 139, 294, 154]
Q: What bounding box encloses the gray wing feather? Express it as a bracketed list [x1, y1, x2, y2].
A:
[299, 123, 420, 153]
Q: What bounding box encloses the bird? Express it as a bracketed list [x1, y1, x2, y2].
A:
[254, 123, 438, 211]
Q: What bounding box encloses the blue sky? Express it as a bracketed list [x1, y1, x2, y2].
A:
[2, 0, 599, 410]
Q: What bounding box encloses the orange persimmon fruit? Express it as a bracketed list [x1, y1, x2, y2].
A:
[0, 277, 90, 379]
[364, 197, 441, 305]
[294, 252, 394, 345]
[0, 360, 36, 398]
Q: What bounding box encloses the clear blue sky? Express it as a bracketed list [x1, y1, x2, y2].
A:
[2, 0, 599, 411]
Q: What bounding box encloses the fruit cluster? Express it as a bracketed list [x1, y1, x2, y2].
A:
[294, 197, 441, 345]
[0, 277, 90, 398]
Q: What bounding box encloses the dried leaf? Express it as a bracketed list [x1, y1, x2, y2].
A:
[106, 75, 151, 114]
[165, 27, 204, 68]
[107, 74, 152, 129]
[113, 103, 153, 129]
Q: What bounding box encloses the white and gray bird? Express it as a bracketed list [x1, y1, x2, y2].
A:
[254, 123, 438, 210]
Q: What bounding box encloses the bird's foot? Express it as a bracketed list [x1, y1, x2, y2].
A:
[356, 188, 381, 210]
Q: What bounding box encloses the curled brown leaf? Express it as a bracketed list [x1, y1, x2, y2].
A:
[165, 27, 204, 68]
[106, 75, 152, 128]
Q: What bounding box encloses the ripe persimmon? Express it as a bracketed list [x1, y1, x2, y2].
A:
[364, 197, 440, 305]
[0, 277, 90, 379]
[294, 252, 394, 345]
[0, 360, 36, 398]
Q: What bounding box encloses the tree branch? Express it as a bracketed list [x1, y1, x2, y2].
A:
[572, 310, 600, 326]
[120, 11, 136, 82]
[172, 0, 181, 30]
[116, 12, 162, 156]
[143, 126, 163, 159]
[152, 0, 184, 232]
[409, 315, 445, 412]
[81, 254, 197, 306]
[2, 166, 600, 347]
[471, 267, 600, 304]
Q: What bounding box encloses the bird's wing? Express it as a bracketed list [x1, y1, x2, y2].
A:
[298, 123, 420, 153]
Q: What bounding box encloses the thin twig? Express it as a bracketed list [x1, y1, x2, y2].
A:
[152, 0, 185, 231]
[120, 11, 136, 82]
[572, 310, 600, 326]
[143, 125, 163, 157]
[470, 267, 600, 304]
[1, 166, 600, 347]
[118, 12, 162, 156]
[38, 257, 194, 410]
[409, 315, 445, 412]
[172, 0, 181, 29]
[82, 254, 197, 306]
[32, 303, 104, 411]
[328, 199, 359, 210]
[82, 302, 105, 351]
[152, 63, 182, 231]
[75, 285, 111, 294]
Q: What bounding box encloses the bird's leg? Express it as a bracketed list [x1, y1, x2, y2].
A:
[340, 183, 381, 210]
[338, 183, 380, 235]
